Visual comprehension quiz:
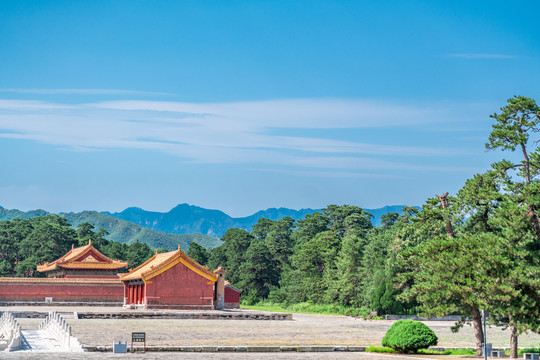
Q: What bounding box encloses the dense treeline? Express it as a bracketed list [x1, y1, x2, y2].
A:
[188, 205, 417, 315]
[0, 215, 159, 276]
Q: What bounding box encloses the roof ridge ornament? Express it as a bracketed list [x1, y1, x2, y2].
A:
[214, 266, 226, 275]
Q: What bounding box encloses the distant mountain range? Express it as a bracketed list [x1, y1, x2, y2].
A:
[0, 208, 221, 251]
[104, 203, 412, 237]
[0, 204, 415, 249]
[103, 205, 318, 238]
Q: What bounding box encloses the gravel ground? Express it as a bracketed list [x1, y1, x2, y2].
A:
[4, 306, 540, 354]
[60, 314, 540, 348]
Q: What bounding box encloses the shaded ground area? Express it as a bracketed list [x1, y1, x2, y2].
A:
[5, 306, 540, 351]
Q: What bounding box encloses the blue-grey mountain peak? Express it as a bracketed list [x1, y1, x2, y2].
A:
[105, 204, 414, 238]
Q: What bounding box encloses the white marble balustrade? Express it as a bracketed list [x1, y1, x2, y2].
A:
[39, 311, 84, 352]
[0, 311, 22, 351]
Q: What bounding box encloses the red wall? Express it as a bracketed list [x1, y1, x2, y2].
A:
[145, 261, 215, 308]
[0, 279, 123, 302]
[224, 286, 240, 309]
[225, 286, 240, 303]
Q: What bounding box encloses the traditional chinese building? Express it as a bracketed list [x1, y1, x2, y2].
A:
[0, 240, 127, 304]
[36, 240, 128, 278]
[0, 242, 240, 308]
[119, 246, 226, 309]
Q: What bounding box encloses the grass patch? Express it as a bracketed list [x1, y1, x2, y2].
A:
[418, 348, 476, 355]
[366, 347, 476, 355]
[242, 301, 378, 318]
[417, 349, 446, 355]
[445, 348, 477, 355]
[241, 304, 291, 313]
[366, 346, 395, 353]
[519, 348, 540, 355]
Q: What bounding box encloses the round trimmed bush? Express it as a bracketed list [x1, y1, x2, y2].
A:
[381, 320, 438, 353]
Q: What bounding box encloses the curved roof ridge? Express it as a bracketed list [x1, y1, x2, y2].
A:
[120, 248, 218, 282]
[140, 251, 179, 277]
[50, 244, 79, 264]
[117, 250, 171, 279]
[178, 249, 216, 277]
[66, 243, 113, 264]
[119, 251, 168, 280]
[37, 241, 128, 273]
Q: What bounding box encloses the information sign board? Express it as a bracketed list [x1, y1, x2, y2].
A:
[131, 332, 146, 353]
[132, 332, 145, 342]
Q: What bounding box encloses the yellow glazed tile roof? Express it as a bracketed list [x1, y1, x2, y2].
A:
[37, 241, 128, 273]
[119, 246, 218, 283]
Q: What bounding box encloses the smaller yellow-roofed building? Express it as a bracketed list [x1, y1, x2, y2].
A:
[37, 240, 128, 279]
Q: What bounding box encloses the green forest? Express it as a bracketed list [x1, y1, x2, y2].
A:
[0, 96, 538, 356]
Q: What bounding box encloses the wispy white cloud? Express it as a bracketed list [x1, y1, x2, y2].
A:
[0, 99, 77, 110]
[92, 98, 439, 129]
[445, 53, 517, 59]
[0, 97, 481, 173]
[0, 88, 171, 96]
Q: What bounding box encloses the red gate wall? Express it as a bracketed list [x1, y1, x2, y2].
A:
[0, 278, 123, 302]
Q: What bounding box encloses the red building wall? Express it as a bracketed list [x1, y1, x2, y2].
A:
[0, 278, 123, 302]
[224, 286, 241, 309]
[145, 261, 215, 308]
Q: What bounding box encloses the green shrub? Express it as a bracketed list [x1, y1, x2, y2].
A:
[381, 320, 438, 353]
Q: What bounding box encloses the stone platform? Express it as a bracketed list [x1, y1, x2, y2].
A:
[76, 311, 292, 320]
[2, 309, 292, 321]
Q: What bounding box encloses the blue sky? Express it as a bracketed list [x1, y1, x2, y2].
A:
[0, 1, 539, 217]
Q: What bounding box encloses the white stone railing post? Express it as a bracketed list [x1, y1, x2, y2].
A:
[0, 311, 22, 351]
[38, 311, 84, 352]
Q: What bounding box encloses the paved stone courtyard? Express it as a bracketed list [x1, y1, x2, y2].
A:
[2, 305, 539, 358]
